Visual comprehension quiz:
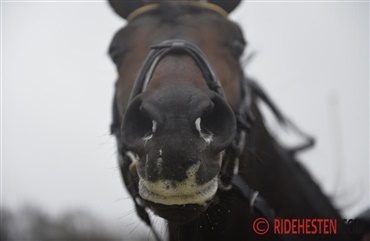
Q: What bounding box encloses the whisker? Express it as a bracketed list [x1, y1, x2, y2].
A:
[128, 222, 141, 236]
[118, 209, 136, 219]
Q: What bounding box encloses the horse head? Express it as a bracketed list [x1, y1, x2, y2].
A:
[109, 1, 245, 224]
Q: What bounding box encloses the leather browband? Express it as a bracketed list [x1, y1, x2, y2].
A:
[127, 2, 229, 22]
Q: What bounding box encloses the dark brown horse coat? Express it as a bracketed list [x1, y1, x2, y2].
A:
[108, 1, 365, 241]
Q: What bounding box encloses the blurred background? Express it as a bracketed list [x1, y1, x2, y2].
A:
[2, 1, 369, 240]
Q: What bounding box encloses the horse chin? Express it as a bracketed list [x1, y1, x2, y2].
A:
[144, 200, 211, 224]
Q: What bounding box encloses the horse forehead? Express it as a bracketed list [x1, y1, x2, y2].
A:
[124, 9, 229, 49]
[115, 12, 242, 112]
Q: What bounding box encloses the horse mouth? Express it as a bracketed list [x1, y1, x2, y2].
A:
[138, 177, 218, 206]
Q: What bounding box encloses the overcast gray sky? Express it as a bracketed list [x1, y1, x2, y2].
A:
[2, 0, 369, 238]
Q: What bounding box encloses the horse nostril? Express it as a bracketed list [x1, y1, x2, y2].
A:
[195, 117, 214, 144]
[140, 97, 165, 124]
[197, 92, 236, 152]
[121, 96, 155, 148]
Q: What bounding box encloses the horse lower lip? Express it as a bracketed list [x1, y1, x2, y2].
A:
[143, 201, 208, 224]
[138, 177, 218, 206]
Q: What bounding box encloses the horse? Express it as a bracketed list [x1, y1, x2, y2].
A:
[107, 1, 365, 240]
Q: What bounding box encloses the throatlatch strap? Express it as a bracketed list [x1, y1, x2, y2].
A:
[232, 175, 275, 221]
[232, 175, 299, 241]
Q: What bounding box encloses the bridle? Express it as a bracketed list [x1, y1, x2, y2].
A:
[112, 38, 255, 241]
[110, 3, 315, 241]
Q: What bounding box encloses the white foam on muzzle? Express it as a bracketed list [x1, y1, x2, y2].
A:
[139, 162, 218, 206]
